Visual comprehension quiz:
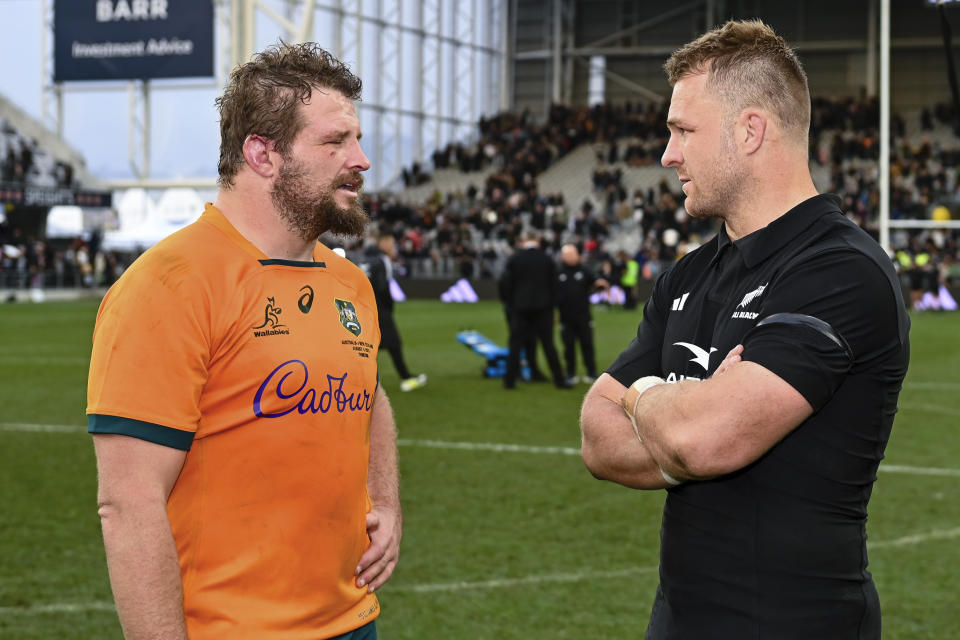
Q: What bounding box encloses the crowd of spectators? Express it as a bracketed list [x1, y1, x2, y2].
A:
[3, 98, 959, 304]
[0, 118, 75, 189]
[0, 227, 130, 297]
[363, 97, 960, 302]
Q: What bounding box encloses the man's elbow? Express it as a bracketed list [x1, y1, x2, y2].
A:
[580, 440, 611, 481]
[96, 498, 117, 523]
[96, 487, 164, 527]
[661, 431, 737, 480]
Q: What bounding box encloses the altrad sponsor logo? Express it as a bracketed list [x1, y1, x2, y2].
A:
[673, 341, 717, 371]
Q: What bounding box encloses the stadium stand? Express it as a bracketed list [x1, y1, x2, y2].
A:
[360, 97, 960, 307]
[3, 95, 958, 307]
[0, 94, 113, 297]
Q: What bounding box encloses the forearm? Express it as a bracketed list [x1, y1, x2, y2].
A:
[99, 500, 187, 640]
[579, 374, 672, 490]
[355, 387, 403, 592]
[628, 361, 813, 479]
[368, 388, 401, 515]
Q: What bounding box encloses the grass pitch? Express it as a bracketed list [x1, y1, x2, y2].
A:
[0, 298, 957, 639]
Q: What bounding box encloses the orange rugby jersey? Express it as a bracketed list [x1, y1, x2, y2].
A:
[87, 204, 382, 639]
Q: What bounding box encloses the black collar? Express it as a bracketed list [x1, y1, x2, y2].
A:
[712, 194, 842, 269]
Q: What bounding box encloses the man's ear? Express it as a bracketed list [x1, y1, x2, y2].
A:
[739, 111, 767, 155]
[242, 135, 279, 178]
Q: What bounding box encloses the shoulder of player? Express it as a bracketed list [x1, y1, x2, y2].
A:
[782, 214, 898, 283]
[319, 246, 378, 300]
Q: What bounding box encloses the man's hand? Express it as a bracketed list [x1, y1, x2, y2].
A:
[713, 344, 743, 376]
[355, 505, 401, 592]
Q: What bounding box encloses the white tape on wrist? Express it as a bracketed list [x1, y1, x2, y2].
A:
[625, 376, 682, 486]
[626, 375, 666, 442]
[659, 467, 683, 486]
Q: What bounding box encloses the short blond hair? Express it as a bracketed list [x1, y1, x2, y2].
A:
[664, 20, 810, 143]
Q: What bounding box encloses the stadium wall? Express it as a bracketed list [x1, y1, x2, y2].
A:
[513, 0, 960, 116]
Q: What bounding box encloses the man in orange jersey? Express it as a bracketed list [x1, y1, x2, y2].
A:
[87, 43, 400, 640]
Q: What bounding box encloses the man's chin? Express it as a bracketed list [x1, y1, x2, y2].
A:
[683, 201, 720, 220]
[325, 204, 369, 237]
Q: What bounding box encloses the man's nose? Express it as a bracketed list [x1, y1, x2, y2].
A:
[661, 134, 681, 168]
[349, 139, 371, 172]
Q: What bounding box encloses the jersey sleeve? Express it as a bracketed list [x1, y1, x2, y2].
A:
[741, 249, 899, 411]
[606, 269, 670, 386]
[87, 251, 212, 450]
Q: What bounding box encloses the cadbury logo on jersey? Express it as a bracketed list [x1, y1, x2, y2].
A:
[253, 360, 374, 418]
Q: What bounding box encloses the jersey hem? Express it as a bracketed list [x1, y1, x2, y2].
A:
[87, 414, 195, 450]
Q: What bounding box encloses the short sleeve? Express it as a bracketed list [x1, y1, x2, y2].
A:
[86, 251, 212, 450]
[606, 271, 669, 386]
[742, 249, 899, 411]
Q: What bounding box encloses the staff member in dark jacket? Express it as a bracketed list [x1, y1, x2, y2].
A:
[557, 244, 608, 384]
[360, 234, 427, 392]
[499, 231, 571, 389]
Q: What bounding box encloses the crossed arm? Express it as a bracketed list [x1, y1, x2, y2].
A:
[580, 347, 813, 489]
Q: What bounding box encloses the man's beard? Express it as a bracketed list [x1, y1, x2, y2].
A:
[271, 160, 369, 242]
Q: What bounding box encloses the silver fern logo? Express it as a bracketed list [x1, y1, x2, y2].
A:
[737, 283, 768, 309]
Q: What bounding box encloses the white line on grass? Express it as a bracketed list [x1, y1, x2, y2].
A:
[899, 401, 960, 418]
[5, 526, 960, 615]
[868, 526, 960, 549]
[397, 438, 960, 477]
[5, 425, 960, 478]
[397, 438, 581, 456]
[0, 601, 115, 616]
[879, 464, 960, 477]
[389, 565, 659, 593]
[903, 381, 960, 391]
[0, 423, 86, 433]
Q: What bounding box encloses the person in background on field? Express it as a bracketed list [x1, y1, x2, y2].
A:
[87, 42, 400, 640]
[499, 230, 572, 389]
[360, 233, 427, 391]
[580, 20, 909, 639]
[618, 249, 640, 310]
[556, 243, 608, 385]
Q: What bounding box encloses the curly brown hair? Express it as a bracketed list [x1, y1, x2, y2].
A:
[664, 20, 810, 144]
[216, 42, 362, 187]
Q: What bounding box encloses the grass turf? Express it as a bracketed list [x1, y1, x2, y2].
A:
[0, 298, 956, 638]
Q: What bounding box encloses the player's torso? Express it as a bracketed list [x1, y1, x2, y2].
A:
[170, 256, 382, 635]
[659, 254, 774, 382]
[197, 258, 380, 439]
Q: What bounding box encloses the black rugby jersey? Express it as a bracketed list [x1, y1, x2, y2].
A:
[557, 263, 599, 318]
[608, 194, 910, 640]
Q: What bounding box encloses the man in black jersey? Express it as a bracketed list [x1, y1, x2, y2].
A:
[579, 20, 909, 640]
[500, 230, 571, 389]
[556, 243, 608, 384]
[360, 234, 427, 392]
